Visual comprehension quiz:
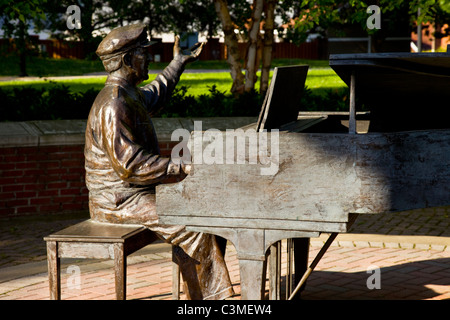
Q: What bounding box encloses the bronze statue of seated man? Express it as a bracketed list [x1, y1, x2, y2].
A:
[84, 23, 233, 300]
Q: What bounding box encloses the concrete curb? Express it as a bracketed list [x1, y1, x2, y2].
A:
[313, 233, 450, 251]
[0, 118, 257, 147]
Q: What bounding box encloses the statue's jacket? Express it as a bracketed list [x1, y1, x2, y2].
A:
[84, 59, 184, 225]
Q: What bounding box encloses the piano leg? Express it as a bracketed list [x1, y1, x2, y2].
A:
[269, 242, 281, 300]
[184, 227, 318, 300]
[269, 238, 310, 300]
[238, 258, 267, 300]
[190, 228, 268, 300]
[239, 238, 310, 300]
[292, 238, 310, 299]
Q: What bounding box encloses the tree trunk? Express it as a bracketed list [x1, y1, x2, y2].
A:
[214, 0, 245, 94]
[244, 0, 264, 92]
[260, 0, 276, 95]
[17, 20, 28, 77]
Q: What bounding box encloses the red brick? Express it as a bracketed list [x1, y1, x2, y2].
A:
[73, 195, 88, 202]
[16, 176, 39, 184]
[8, 199, 29, 207]
[53, 196, 75, 203]
[39, 161, 61, 169]
[26, 154, 48, 161]
[47, 182, 68, 189]
[61, 160, 83, 168]
[15, 162, 38, 170]
[0, 192, 15, 200]
[61, 174, 83, 181]
[60, 188, 81, 196]
[46, 168, 67, 175]
[39, 204, 61, 212]
[37, 175, 61, 184]
[23, 183, 46, 191]
[24, 169, 42, 176]
[4, 155, 27, 162]
[69, 152, 85, 159]
[0, 148, 17, 155]
[15, 191, 37, 198]
[0, 177, 16, 186]
[0, 207, 15, 216]
[69, 180, 85, 187]
[38, 190, 59, 197]
[68, 167, 85, 175]
[38, 146, 61, 154]
[48, 153, 71, 160]
[18, 146, 40, 154]
[62, 203, 84, 211]
[16, 206, 37, 214]
[60, 145, 84, 153]
[1, 170, 24, 178]
[30, 197, 53, 205]
[3, 185, 24, 192]
[0, 163, 16, 170]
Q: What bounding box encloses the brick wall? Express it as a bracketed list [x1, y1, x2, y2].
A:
[0, 145, 87, 216]
[0, 141, 179, 218]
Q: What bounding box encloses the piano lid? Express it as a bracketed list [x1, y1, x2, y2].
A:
[329, 52, 450, 131]
[330, 52, 450, 81]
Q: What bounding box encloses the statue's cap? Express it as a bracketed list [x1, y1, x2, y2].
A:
[96, 23, 155, 59]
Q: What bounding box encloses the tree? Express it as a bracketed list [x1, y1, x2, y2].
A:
[245, 0, 264, 92]
[260, 0, 276, 94]
[42, 0, 105, 59]
[43, 0, 175, 59]
[213, 0, 278, 96]
[212, 0, 450, 97]
[165, 0, 221, 40]
[0, 0, 46, 76]
[214, 0, 246, 94]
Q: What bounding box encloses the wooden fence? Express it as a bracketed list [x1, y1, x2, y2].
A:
[1, 37, 327, 61]
[0, 37, 88, 59]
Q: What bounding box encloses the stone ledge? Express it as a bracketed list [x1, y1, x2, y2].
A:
[0, 117, 257, 148]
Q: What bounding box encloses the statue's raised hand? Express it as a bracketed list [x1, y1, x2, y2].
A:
[173, 35, 205, 65]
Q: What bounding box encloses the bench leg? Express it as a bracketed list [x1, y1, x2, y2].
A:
[172, 246, 180, 300]
[114, 243, 126, 300]
[46, 241, 60, 300]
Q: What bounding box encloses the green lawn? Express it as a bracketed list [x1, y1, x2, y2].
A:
[0, 56, 105, 77]
[0, 67, 346, 97]
[0, 55, 331, 77]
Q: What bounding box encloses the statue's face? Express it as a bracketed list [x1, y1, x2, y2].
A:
[129, 47, 151, 85]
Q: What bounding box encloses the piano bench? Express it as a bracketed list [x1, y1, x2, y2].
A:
[43, 219, 180, 300]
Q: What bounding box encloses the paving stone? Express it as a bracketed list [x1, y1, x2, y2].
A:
[1, 207, 450, 300]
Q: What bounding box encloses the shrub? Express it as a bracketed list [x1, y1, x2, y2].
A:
[156, 85, 264, 118]
[0, 83, 351, 122]
[0, 83, 98, 121]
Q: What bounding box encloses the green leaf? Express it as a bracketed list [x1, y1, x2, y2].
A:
[439, 0, 450, 13]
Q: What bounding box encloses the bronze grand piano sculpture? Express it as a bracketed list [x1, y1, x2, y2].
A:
[156, 52, 450, 299]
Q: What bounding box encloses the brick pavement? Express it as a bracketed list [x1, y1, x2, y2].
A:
[0, 207, 449, 300]
[1, 240, 449, 300]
